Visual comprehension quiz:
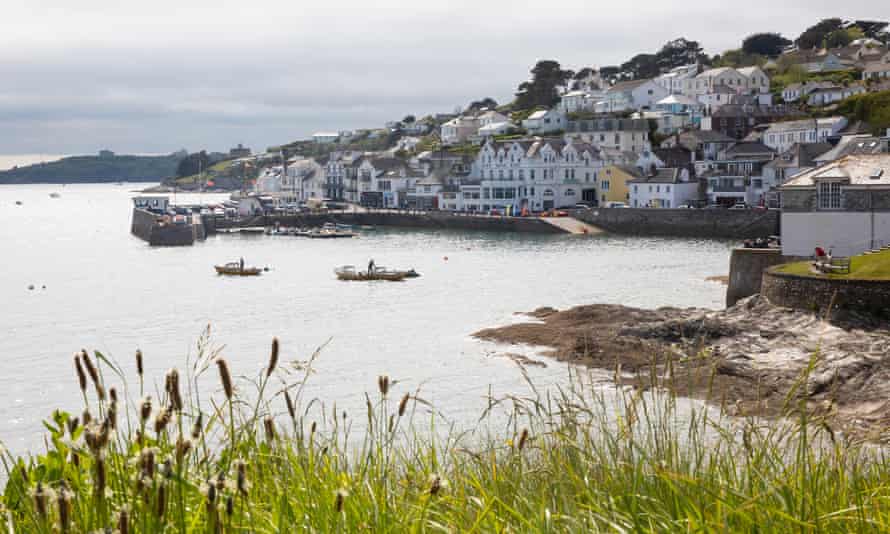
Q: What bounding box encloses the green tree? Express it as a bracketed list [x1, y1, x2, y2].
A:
[402, 115, 416, 124]
[796, 18, 845, 49]
[514, 60, 573, 110]
[742, 33, 792, 57]
[176, 151, 210, 178]
[467, 97, 498, 112]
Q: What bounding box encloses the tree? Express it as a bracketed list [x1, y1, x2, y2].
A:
[742, 33, 792, 57]
[796, 18, 845, 49]
[176, 151, 210, 178]
[467, 97, 498, 112]
[402, 115, 416, 124]
[514, 60, 573, 110]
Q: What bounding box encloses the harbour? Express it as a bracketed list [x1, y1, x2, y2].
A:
[2, 183, 731, 455]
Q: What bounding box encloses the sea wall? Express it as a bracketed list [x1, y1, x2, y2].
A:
[212, 211, 565, 234]
[570, 208, 779, 239]
[725, 248, 792, 307]
[131, 208, 202, 246]
[761, 269, 890, 317]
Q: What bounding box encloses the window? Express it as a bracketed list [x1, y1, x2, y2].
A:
[530, 170, 536, 180]
[666, 186, 671, 193]
[818, 181, 842, 210]
[565, 189, 576, 196]
[602, 180, 610, 191]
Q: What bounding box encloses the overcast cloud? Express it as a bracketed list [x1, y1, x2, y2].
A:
[1, 0, 884, 156]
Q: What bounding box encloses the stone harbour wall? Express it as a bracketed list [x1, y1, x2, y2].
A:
[212, 211, 565, 234]
[725, 248, 796, 307]
[570, 208, 780, 239]
[761, 268, 890, 317]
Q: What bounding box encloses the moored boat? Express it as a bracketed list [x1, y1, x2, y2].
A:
[215, 262, 262, 276]
[334, 265, 407, 281]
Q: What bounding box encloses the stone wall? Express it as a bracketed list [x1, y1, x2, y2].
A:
[571, 207, 779, 238]
[761, 268, 890, 317]
[725, 248, 792, 307]
[212, 211, 565, 234]
[131, 208, 201, 246]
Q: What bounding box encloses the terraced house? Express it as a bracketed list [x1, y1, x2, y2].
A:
[447, 137, 605, 213]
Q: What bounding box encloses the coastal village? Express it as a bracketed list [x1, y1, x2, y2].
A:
[141, 28, 890, 263]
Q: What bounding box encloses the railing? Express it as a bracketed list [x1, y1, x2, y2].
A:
[709, 185, 747, 193]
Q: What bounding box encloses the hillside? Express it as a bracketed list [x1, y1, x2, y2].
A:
[0, 153, 183, 184]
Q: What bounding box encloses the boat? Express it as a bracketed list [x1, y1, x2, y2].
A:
[335, 265, 407, 281]
[359, 225, 376, 231]
[396, 269, 421, 278]
[49, 193, 61, 198]
[215, 262, 262, 276]
[335, 223, 353, 231]
[309, 227, 355, 239]
[15, 200, 23, 206]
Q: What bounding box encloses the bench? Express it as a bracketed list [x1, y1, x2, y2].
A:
[814, 257, 851, 274]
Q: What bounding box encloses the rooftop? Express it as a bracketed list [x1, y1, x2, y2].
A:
[782, 155, 890, 188]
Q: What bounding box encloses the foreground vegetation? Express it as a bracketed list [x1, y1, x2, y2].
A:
[3, 334, 890, 532]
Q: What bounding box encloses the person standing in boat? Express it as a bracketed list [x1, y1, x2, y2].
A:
[368, 258, 375, 274]
[240, 257, 245, 272]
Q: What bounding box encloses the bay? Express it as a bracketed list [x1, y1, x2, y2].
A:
[0, 183, 733, 454]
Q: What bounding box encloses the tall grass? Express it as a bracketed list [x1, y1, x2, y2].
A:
[1, 333, 889, 532]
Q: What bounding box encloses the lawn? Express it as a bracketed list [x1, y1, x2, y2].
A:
[775, 249, 890, 280]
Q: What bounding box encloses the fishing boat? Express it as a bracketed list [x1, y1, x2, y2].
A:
[49, 192, 61, 198]
[215, 262, 262, 276]
[15, 200, 23, 206]
[396, 269, 421, 278]
[309, 227, 355, 239]
[334, 266, 407, 281]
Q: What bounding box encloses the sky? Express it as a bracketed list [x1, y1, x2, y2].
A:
[1, 0, 884, 161]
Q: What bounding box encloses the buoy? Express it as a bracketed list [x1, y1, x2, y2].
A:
[264, 267, 270, 272]
[443, 256, 449, 261]
[27, 284, 34, 290]
[41, 285, 46, 290]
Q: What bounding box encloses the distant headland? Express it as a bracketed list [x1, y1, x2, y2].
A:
[0, 150, 185, 184]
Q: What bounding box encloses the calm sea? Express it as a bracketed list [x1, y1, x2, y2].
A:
[1, 183, 733, 454]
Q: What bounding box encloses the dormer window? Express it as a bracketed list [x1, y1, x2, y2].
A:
[817, 181, 842, 210]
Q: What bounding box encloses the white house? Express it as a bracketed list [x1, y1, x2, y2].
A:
[599, 79, 668, 112]
[763, 117, 849, 152]
[780, 154, 890, 257]
[806, 84, 867, 106]
[522, 109, 566, 134]
[478, 121, 513, 138]
[696, 85, 737, 112]
[628, 168, 698, 208]
[559, 90, 594, 113]
[449, 137, 605, 212]
[312, 133, 339, 144]
[441, 116, 480, 145]
[654, 64, 699, 94]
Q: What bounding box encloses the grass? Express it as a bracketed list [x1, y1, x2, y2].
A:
[3, 331, 890, 532]
[776, 249, 890, 280]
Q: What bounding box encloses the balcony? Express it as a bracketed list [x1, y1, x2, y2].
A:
[709, 184, 747, 193]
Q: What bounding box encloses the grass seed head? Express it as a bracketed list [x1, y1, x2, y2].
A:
[117, 505, 130, 534]
[165, 368, 183, 412]
[135, 349, 143, 377]
[66, 416, 79, 437]
[154, 407, 171, 435]
[191, 413, 203, 440]
[140, 396, 152, 423]
[398, 393, 409, 417]
[155, 481, 167, 520]
[216, 359, 234, 400]
[56, 482, 72, 533]
[335, 489, 348, 513]
[267, 337, 279, 377]
[32, 482, 49, 519]
[74, 354, 87, 393]
[518, 428, 529, 451]
[378, 375, 390, 397]
[235, 460, 248, 495]
[263, 416, 277, 443]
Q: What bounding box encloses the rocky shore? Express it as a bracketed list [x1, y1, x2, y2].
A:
[474, 296, 890, 440]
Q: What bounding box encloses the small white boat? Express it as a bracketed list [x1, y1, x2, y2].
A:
[335, 265, 407, 281]
[49, 193, 61, 198]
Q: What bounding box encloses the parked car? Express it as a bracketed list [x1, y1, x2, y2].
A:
[729, 203, 749, 210]
[605, 201, 629, 208]
[676, 204, 696, 209]
[573, 203, 592, 210]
